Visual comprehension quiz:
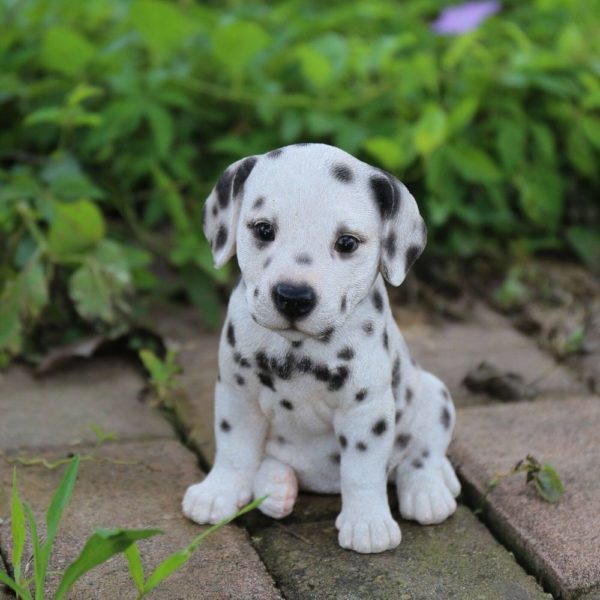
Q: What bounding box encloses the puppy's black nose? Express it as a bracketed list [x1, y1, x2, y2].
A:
[272, 283, 316, 320]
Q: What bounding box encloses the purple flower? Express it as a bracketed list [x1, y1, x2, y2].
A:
[431, 1, 501, 35]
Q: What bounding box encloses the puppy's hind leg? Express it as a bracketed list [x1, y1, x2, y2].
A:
[253, 456, 298, 519]
[395, 371, 461, 525]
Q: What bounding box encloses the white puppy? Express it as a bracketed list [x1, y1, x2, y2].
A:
[183, 143, 460, 554]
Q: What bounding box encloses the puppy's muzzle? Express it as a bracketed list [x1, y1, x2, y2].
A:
[272, 282, 316, 320]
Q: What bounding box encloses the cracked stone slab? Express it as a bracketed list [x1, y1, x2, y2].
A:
[248, 506, 548, 600]
[0, 439, 280, 599]
[0, 358, 172, 452]
[450, 395, 600, 599]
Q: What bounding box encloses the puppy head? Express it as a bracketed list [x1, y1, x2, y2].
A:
[203, 143, 426, 340]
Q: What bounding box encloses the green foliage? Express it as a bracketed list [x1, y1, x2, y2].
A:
[139, 347, 182, 400]
[1, 456, 264, 599]
[0, 0, 599, 363]
[488, 454, 564, 503]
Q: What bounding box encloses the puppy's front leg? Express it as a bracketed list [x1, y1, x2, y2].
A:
[334, 391, 401, 553]
[183, 380, 268, 524]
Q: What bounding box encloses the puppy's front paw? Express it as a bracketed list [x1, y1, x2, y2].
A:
[335, 510, 401, 554]
[182, 470, 252, 525]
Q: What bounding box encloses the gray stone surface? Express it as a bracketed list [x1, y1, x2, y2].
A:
[0, 358, 171, 451]
[248, 506, 549, 600]
[451, 396, 600, 599]
[0, 440, 280, 599]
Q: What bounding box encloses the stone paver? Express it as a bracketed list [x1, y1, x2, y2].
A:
[0, 358, 280, 599]
[246, 506, 548, 600]
[451, 396, 600, 599]
[0, 358, 171, 451]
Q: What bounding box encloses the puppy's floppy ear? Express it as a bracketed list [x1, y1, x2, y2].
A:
[370, 169, 427, 287]
[202, 156, 258, 267]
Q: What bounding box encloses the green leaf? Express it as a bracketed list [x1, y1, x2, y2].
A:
[24, 106, 63, 127]
[413, 105, 448, 155]
[0, 570, 31, 600]
[124, 543, 145, 593]
[449, 143, 502, 183]
[534, 464, 564, 503]
[41, 27, 95, 76]
[363, 137, 404, 171]
[448, 97, 479, 133]
[146, 104, 174, 159]
[581, 116, 600, 150]
[11, 468, 26, 587]
[212, 22, 271, 77]
[54, 528, 163, 600]
[23, 503, 42, 600]
[515, 168, 563, 230]
[496, 119, 526, 172]
[143, 497, 264, 593]
[566, 226, 600, 273]
[48, 200, 106, 259]
[296, 45, 333, 88]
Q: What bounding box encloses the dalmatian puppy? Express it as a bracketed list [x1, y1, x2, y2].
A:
[182, 143, 461, 554]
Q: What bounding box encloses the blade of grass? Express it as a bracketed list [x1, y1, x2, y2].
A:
[0, 569, 32, 600]
[124, 543, 145, 593]
[23, 503, 42, 600]
[142, 496, 265, 594]
[53, 528, 162, 600]
[11, 468, 26, 587]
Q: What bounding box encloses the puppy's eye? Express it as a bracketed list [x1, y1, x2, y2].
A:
[253, 221, 275, 242]
[335, 235, 360, 254]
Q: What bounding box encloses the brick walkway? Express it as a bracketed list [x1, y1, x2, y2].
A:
[1, 301, 597, 598]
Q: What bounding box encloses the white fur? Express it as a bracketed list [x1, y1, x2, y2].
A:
[183, 144, 460, 554]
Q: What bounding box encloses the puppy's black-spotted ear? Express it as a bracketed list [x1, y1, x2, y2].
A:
[370, 170, 427, 286]
[202, 156, 258, 267]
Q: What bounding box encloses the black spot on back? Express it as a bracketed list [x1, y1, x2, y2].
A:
[355, 388, 367, 402]
[258, 373, 275, 391]
[330, 452, 341, 465]
[328, 366, 349, 391]
[235, 374, 245, 386]
[339, 435, 347, 449]
[226, 322, 236, 347]
[372, 419, 387, 436]
[395, 433, 411, 449]
[331, 163, 353, 183]
[254, 287, 259, 298]
[280, 398, 293, 410]
[215, 225, 227, 250]
[372, 289, 383, 312]
[356, 441, 368, 451]
[233, 157, 257, 197]
[291, 340, 302, 348]
[220, 419, 231, 432]
[337, 347, 354, 361]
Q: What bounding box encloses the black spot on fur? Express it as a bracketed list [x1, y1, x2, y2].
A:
[337, 347, 354, 361]
[211, 205, 218, 217]
[372, 289, 383, 312]
[331, 163, 353, 183]
[258, 373, 275, 391]
[422, 449, 430, 458]
[233, 351, 241, 363]
[313, 364, 330, 382]
[263, 256, 272, 268]
[276, 435, 286, 444]
[267, 148, 283, 159]
[391, 357, 401, 389]
[295, 253, 312, 265]
[411, 357, 417, 367]
[340, 295, 347, 313]
[356, 441, 368, 452]
[255, 351, 270, 372]
[319, 327, 335, 343]
[369, 173, 400, 220]
[235, 374, 245, 386]
[412, 459, 424, 469]
[339, 435, 347, 449]
[215, 170, 234, 209]
[297, 356, 313, 373]
[395, 410, 402, 424]
[372, 419, 387, 436]
[362, 321, 374, 335]
[232, 157, 257, 197]
[382, 329, 389, 351]
[254, 287, 259, 298]
[280, 398, 293, 410]
[226, 322, 236, 347]
[396, 433, 412, 449]
[240, 357, 251, 368]
[355, 388, 367, 402]
[215, 225, 227, 250]
[331, 452, 341, 465]
[406, 387, 413, 403]
[291, 340, 303, 348]
[328, 366, 349, 391]
[405, 245, 422, 273]
[220, 419, 231, 432]
[441, 388, 450, 401]
[441, 406, 451, 429]
[252, 196, 264, 210]
[384, 232, 397, 258]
